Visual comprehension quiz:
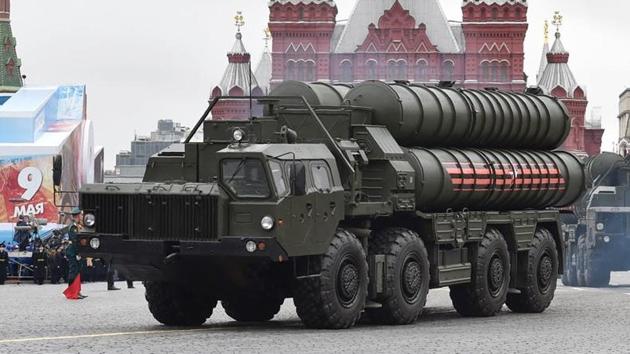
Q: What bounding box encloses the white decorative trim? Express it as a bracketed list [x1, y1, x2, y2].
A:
[478, 42, 511, 54]
[285, 42, 316, 53]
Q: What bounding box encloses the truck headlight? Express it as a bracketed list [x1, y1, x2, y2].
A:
[89, 237, 100, 249]
[232, 128, 245, 142]
[596, 223, 604, 231]
[261, 216, 274, 230]
[84, 213, 96, 227]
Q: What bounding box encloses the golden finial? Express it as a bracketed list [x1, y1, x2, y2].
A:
[263, 28, 271, 49]
[234, 11, 245, 33]
[544, 20, 549, 44]
[552, 11, 563, 34]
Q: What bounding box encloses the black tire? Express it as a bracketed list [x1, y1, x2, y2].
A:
[222, 295, 284, 322]
[366, 228, 430, 325]
[145, 281, 217, 326]
[450, 228, 510, 317]
[293, 228, 368, 329]
[506, 228, 558, 313]
[576, 236, 586, 286]
[584, 248, 610, 287]
[561, 242, 578, 286]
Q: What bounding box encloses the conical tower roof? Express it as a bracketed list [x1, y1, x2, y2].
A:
[537, 31, 580, 97]
[0, 0, 23, 93]
[212, 31, 262, 98]
[255, 45, 272, 95]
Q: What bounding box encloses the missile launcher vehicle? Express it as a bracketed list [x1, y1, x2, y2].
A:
[562, 152, 630, 287]
[71, 81, 585, 328]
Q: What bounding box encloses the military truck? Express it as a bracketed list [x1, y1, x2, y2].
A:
[72, 81, 585, 329]
[562, 152, 630, 287]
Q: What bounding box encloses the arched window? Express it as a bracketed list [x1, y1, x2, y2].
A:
[306, 61, 316, 82]
[416, 60, 428, 82]
[499, 62, 509, 82]
[490, 61, 498, 82]
[387, 60, 407, 81]
[297, 61, 306, 81]
[442, 60, 454, 81]
[286, 61, 296, 81]
[340, 61, 353, 82]
[366, 60, 378, 80]
[492, 7, 499, 19]
[480, 62, 489, 81]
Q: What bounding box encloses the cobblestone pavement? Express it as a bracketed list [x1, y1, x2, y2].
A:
[1, 273, 630, 353]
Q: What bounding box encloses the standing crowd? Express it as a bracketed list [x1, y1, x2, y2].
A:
[1, 209, 133, 293]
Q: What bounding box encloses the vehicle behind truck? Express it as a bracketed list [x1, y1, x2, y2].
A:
[562, 152, 630, 287]
[74, 81, 585, 329]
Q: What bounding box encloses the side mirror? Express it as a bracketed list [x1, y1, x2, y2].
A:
[53, 155, 63, 188]
[290, 162, 306, 196]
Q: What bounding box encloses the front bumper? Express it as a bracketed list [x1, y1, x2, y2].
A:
[77, 233, 289, 262]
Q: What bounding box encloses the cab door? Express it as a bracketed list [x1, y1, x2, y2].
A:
[307, 161, 339, 250]
[282, 161, 317, 255]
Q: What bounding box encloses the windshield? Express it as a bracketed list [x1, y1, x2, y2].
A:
[221, 159, 271, 199]
[269, 160, 288, 197]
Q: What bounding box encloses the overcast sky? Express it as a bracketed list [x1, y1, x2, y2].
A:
[11, 0, 630, 168]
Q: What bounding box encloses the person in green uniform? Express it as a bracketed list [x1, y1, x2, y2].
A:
[0, 243, 8, 285]
[66, 208, 87, 299]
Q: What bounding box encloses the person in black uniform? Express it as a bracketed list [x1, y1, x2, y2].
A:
[0, 243, 8, 285]
[48, 248, 63, 284]
[32, 245, 47, 285]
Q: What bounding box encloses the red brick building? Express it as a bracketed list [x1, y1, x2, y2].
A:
[537, 22, 604, 155]
[268, 0, 529, 90]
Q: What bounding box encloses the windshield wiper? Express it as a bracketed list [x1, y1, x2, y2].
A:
[225, 158, 248, 188]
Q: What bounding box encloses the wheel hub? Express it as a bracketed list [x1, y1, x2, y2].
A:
[337, 260, 360, 306]
[402, 259, 422, 299]
[538, 254, 553, 291]
[488, 255, 505, 296]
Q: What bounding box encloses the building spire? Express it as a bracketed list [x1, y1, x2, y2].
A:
[552, 11, 563, 34]
[263, 28, 271, 50]
[544, 20, 549, 44]
[234, 11, 245, 34]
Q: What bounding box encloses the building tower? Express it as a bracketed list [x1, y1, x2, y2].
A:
[268, 0, 337, 86]
[618, 89, 630, 156]
[254, 28, 273, 95]
[536, 20, 549, 83]
[210, 12, 263, 121]
[461, 0, 528, 91]
[537, 12, 603, 155]
[0, 0, 23, 94]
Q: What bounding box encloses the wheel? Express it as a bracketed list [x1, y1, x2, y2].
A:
[293, 228, 368, 329]
[144, 281, 217, 326]
[576, 236, 586, 286]
[450, 227, 510, 317]
[506, 228, 558, 313]
[222, 294, 284, 322]
[584, 248, 610, 287]
[365, 228, 430, 325]
[561, 242, 578, 286]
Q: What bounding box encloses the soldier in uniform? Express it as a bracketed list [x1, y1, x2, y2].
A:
[32, 245, 47, 285]
[66, 208, 87, 299]
[0, 243, 8, 285]
[48, 248, 63, 284]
